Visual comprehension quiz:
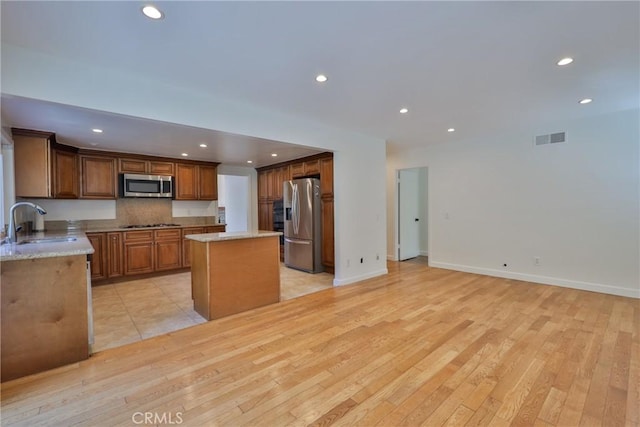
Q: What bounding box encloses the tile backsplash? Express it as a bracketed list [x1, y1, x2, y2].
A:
[44, 199, 216, 231]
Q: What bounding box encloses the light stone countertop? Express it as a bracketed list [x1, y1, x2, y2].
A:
[84, 223, 227, 233]
[0, 231, 94, 261]
[185, 230, 282, 242]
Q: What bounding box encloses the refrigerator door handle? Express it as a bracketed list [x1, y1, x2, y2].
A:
[285, 238, 311, 244]
[293, 184, 300, 235]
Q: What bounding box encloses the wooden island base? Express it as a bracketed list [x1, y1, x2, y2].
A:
[188, 232, 281, 320]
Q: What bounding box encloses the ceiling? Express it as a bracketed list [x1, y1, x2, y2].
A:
[1, 1, 638, 166]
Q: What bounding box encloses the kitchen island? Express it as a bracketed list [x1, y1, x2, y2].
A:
[186, 231, 282, 320]
[0, 232, 94, 381]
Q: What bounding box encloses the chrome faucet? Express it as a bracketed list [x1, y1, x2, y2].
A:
[5, 202, 47, 244]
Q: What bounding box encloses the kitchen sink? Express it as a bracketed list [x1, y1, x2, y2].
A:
[17, 237, 78, 245]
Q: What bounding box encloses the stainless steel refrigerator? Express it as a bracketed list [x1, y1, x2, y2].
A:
[283, 178, 323, 273]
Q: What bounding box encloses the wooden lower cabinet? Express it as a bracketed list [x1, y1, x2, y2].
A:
[86, 233, 107, 281]
[123, 230, 155, 275]
[154, 229, 181, 271]
[106, 232, 124, 278]
[205, 225, 226, 233]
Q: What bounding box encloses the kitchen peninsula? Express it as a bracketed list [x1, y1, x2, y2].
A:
[0, 233, 94, 381]
[186, 231, 282, 320]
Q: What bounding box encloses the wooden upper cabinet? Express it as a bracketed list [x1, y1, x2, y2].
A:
[52, 149, 79, 199]
[80, 155, 117, 199]
[304, 160, 320, 176]
[258, 171, 269, 201]
[290, 162, 304, 178]
[320, 158, 333, 197]
[273, 167, 283, 200]
[13, 130, 52, 198]
[175, 163, 198, 200]
[149, 161, 174, 176]
[120, 158, 175, 176]
[198, 165, 218, 200]
[119, 158, 146, 174]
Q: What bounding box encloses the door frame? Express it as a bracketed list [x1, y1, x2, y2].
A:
[395, 166, 429, 262]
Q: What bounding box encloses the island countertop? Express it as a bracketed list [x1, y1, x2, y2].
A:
[185, 230, 282, 242]
[0, 231, 94, 261]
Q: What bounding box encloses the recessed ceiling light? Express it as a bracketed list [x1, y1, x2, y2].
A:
[579, 98, 593, 104]
[90, 143, 99, 146]
[199, 143, 207, 148]
[557, 57, 574, 66]
[315, 74, 328, 83]
[447, 128, 455, 132]
[271, 153, 278, 157]
[181, 153, 188, 157]
[247, 160, 253, 164]
[142, 5, 163, 20]
[92, 128, 103, 133]
[399, 108, 409, 114]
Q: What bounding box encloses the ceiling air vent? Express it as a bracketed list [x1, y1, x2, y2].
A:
[535, 131, 566, 146]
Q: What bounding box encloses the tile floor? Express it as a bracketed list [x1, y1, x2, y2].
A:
[91, 264, 334, 353]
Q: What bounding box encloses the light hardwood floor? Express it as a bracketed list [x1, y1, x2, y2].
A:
[2, 261, 638, 426]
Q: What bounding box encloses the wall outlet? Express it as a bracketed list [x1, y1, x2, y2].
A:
[360, 257, 364, 264]
[376, 253, 379, 260]
[346, 259, 350, 267]
[534, 257, 541, 266]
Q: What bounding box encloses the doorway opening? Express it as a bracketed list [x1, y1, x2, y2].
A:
[397, 167, 428, 261]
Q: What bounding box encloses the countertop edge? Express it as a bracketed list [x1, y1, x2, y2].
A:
[186, 231, 282, 242]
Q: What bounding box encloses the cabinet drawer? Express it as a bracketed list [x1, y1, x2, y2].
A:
[304, 160, 320, 175]
[123, 230, 154, 242]
[154, 228, 181, 240]
[205, 225, 226, 233]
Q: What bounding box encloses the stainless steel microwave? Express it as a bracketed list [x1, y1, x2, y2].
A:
[119, 173, 173, 198]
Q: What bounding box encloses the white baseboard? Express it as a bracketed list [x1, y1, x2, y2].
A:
[429, 261, 640, 299]
[419, 250, 428, 256]
[333, 268, 388, 287]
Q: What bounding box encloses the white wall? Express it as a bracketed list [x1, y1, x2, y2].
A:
[388, 108, 640, 298]
[217, 164, 258, 231]
[1, 127, 15, 228]
[217, 174, 249, 232]
[1, 44, 388, 285]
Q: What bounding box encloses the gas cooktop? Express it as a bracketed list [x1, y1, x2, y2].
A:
[120, 223, 181, 229]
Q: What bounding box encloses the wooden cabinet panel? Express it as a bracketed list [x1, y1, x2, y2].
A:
[304, 160, 320, 176]
[81, 156, 117, 199]
[205, 225, 226, 233]
[123, 230, 154, 275]
[124, 242, 154, 275]
[86, 233, 107, 281]
[107, 232, 124, 279]
[321, 198, 335, 270]
[273, 168, 283, 200]
[155, 239, 181, 271]
[12, 132, 52, 198]
[258, 201, 273, 231]
[119, 158, 147, 174]
[290, 162, 304, 178]
[258, 171, 269, 201]
[320, 158, 333, 197]
[198, 165, 218, 200]
[149, 161, 174, 176]
[120, 159, 175, 176]
[52, 149, 79, 199]
[182, 227, 204, 268]
[175, 163, 198, 200]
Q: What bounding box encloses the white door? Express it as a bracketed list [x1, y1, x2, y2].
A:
[398, 168, 420, 260]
